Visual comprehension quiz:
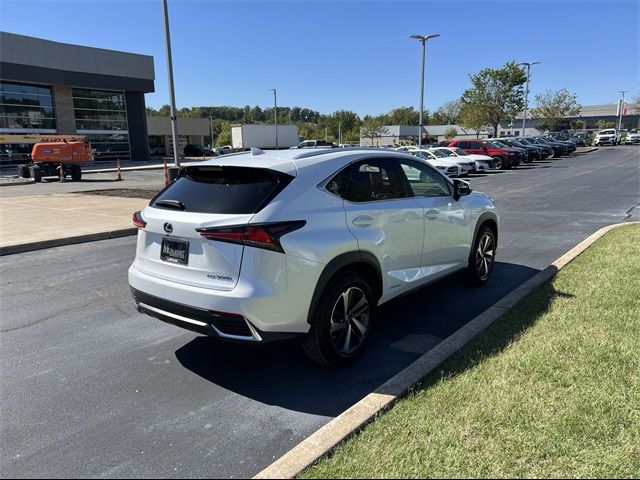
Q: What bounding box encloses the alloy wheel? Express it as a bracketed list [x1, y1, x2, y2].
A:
[475, 233, 495, 281]
[330, 287, 370, 355]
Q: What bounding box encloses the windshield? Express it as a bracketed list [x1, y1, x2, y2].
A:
[411, 151, 435, 160]
[429, 148, 451, 158]
[451, 148, 469, 156]
[600, 130, 615, 135]
[486, 140, 507, 149]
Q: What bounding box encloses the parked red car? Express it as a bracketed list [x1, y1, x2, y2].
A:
[446, 139, 521, 170]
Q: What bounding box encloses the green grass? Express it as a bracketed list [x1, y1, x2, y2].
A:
[302, 223, 640, 479]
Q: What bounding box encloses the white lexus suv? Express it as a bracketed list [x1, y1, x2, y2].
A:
[129, 148, 499, 366]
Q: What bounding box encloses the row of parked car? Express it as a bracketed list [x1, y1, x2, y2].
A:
[392, 134, 580, 177]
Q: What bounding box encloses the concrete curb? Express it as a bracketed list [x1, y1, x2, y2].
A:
[253, 221, 638, 479]
[0, 178, 35, 187]
[0, 227, 137, 256]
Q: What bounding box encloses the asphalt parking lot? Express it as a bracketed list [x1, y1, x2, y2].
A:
[0, 146, 638, 478]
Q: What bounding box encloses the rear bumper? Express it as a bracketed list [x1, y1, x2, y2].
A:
[131, 287, 301, 344]
[128, 251, 322, 336]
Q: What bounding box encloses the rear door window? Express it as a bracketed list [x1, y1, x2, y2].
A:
[345, 158, 409, 203]
[469, 141, 482, 149]
[151, 166, 293, 214]
[458, 141, 469, 149]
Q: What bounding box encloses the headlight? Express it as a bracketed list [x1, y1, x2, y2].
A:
[436, 166, 445, 170]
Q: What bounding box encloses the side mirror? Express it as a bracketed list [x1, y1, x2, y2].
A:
[453, 179, 472, 201]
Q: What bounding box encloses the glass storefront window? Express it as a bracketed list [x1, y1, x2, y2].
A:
[0, 81, 56, 133]
[73, 88, 130, 160]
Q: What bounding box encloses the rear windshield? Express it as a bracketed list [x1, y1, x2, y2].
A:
[151, 166, 293, 214]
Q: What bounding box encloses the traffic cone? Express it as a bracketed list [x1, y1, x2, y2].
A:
[58, 164, 65, 183]
[164, 159, 169, 187]
[116, 158, 123, 181]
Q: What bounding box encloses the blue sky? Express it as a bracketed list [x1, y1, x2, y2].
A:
[1, 0, 638, 116]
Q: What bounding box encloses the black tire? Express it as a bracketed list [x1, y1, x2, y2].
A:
[303, 272, 375, 367]
[29, 164, 42, 183]
[70, 164, 82, 181]
[17, 165, 29, 178]
[492, 156, 504, 170]
[465, 225, 497, 286]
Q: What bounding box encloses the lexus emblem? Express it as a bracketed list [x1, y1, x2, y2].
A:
[163, 222, 173, 234]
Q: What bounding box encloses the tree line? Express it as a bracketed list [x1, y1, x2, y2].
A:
[147, 60, 602, 146]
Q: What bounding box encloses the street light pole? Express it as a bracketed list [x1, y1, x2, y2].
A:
[410, 34, 440, 148]
[162, 0, 180, 168]
[270, 88, 278, 149]
[208, 116, 214, 151]
[618, 90, 628, 131]
[518, 61, 540, 136]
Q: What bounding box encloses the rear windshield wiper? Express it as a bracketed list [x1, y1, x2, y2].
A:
[155, 199, 186, 210]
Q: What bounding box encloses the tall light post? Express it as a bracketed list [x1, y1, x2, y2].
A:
[162, 0, 180, 168]
[618, 90, 628, 131]
[270, 88, 278, 149]
[518, 61, 540, 136]
[410, 33, 440, 148]
[208, 116, 214, 150]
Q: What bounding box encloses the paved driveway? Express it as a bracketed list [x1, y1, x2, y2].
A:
[0, 147, 638, 478]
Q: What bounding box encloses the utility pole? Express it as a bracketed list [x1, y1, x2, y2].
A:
[519, 61, 541, 136]
[162, 0, 180, 169]
[410, 34, 440, 148]
[618, 90, 628, 131]
[270, 88, 278, 149]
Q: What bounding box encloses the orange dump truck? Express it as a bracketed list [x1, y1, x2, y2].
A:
[17, 139, 94, 182]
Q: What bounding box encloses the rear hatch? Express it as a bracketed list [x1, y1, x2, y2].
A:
[134, 165, 294, 291]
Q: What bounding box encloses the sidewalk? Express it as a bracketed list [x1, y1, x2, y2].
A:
[0, 193, 147, 255]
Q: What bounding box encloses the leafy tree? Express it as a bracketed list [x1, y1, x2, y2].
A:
[360, 119, 389, 146]
[324, 110, 362, 141]
[459, 103, 489, 138]
[434, 100, 461, 125]
[386, 107, 420, 125]
[530, 88, 582, 132]
[215, 121, 232, 146]
[597, 119, 616, 130]
[444, 127, 458, 140]
[570, 120, 585, 130]
[460, 61, 527, 138]
[630, 95, 640, 114]
[157, 104, 171, 117]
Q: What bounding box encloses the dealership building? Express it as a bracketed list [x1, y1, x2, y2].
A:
[0, 31, 208, 163]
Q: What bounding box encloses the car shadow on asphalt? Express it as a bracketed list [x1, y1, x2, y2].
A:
[175, 261, 540, 417]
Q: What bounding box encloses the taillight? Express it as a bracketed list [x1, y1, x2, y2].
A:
[197, 221, 306, 253]
[132, 211, 146, 229]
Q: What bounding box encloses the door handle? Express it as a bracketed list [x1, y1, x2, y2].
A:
[352, 215, 375, 227]
[425, 209, 439, 220]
